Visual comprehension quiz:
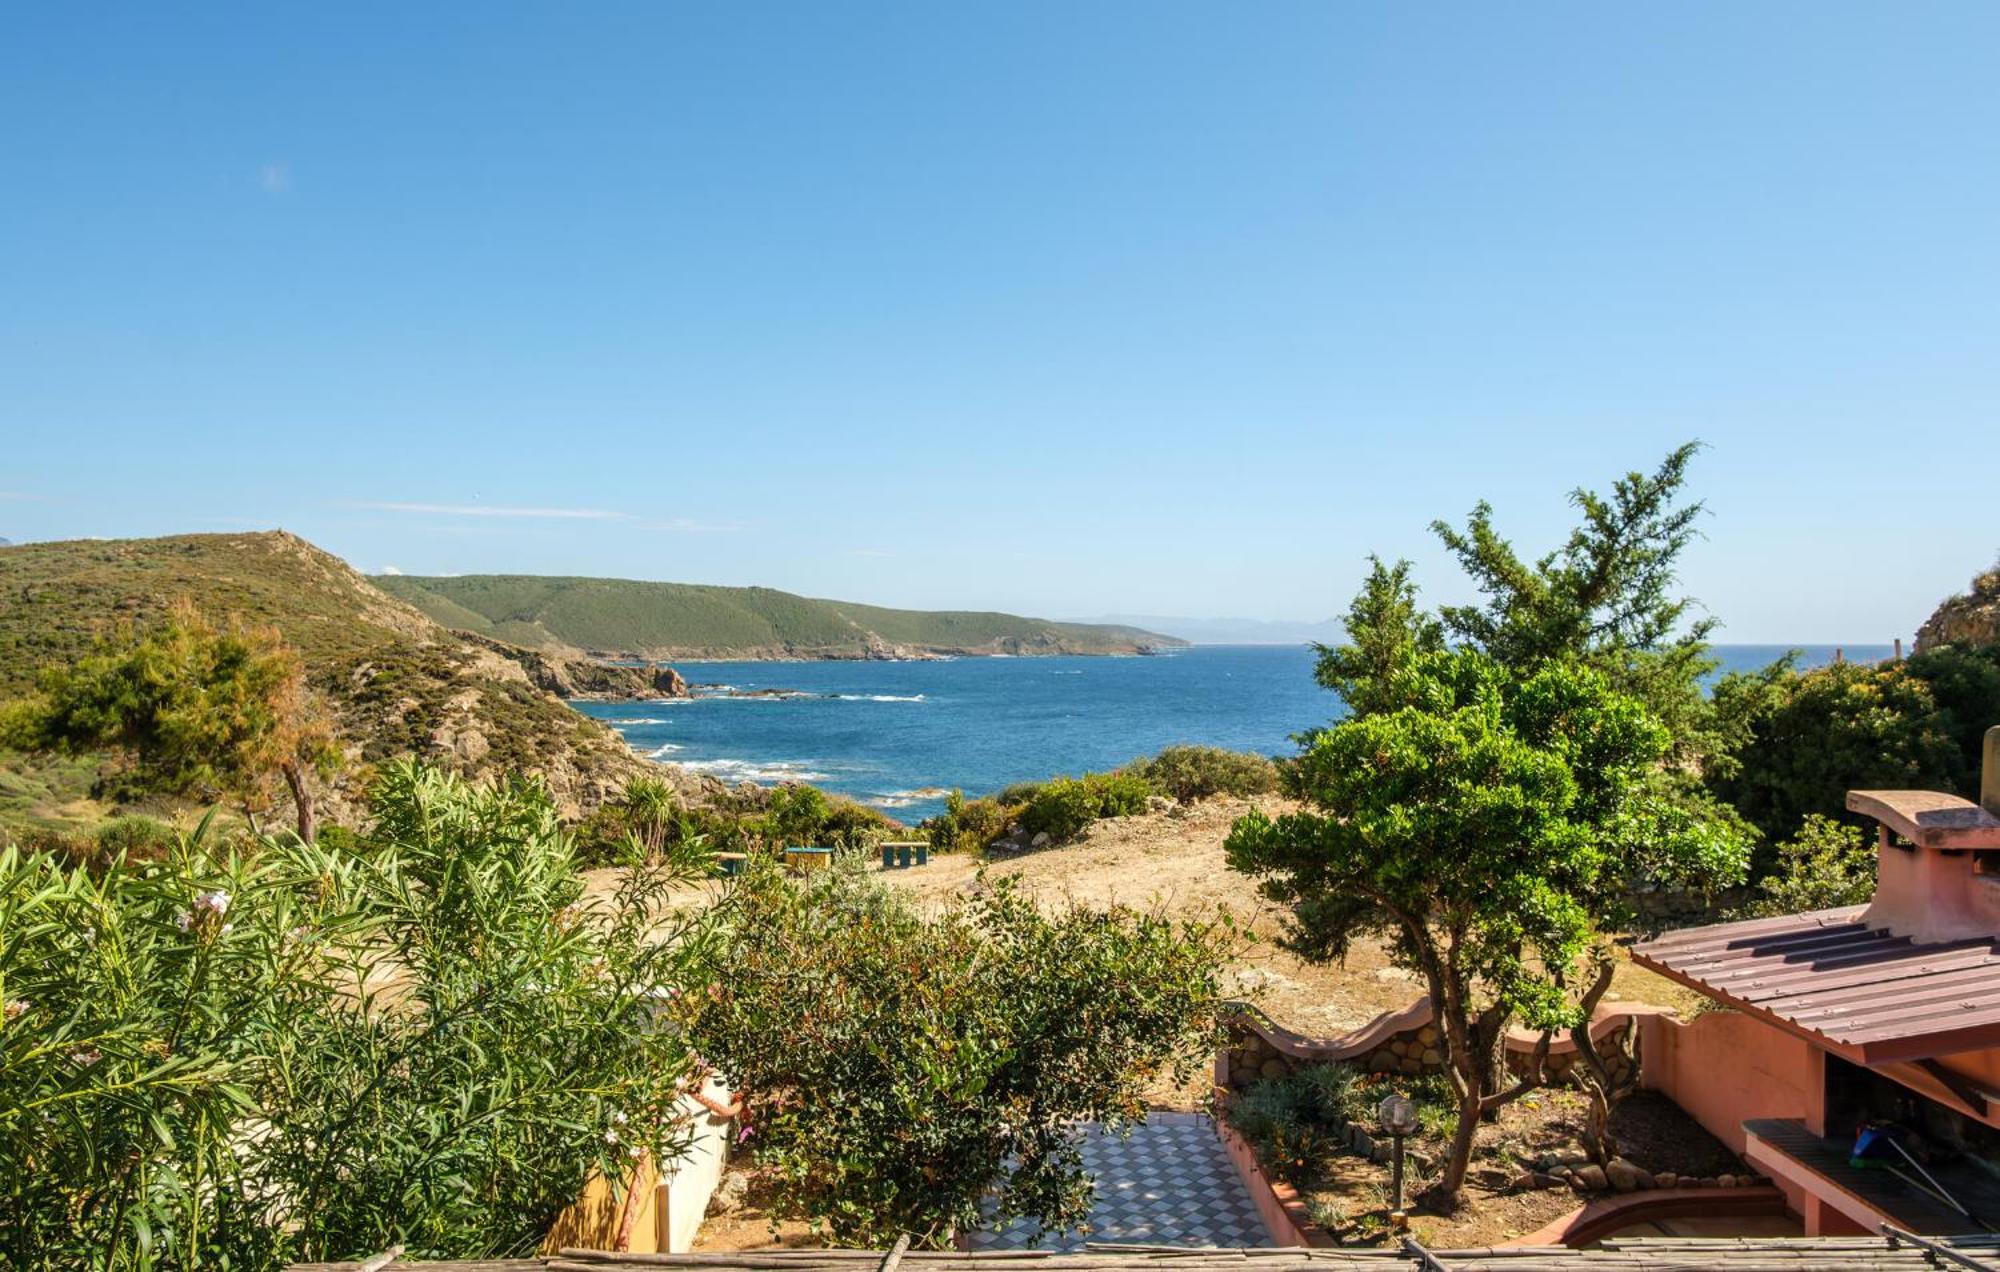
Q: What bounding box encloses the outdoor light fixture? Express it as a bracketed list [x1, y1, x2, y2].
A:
[1378, 1094, 1420, 1230]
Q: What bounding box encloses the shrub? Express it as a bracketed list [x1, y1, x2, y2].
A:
[1017, 772, 1154, 843]
[1019, 777, 1098, 842]
[1128, 746, 1279, 803]
[1708, 644, 2000, 856]
[994, 779, 1045, 806]
[1083, 770, 1154, 817]
[926, 790, 1013, 854]
[1744, 814, 1877, 917]
[683, 864, 1228, 1246]
[0, 760, 717, 1267]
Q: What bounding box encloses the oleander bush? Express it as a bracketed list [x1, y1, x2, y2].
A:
[0, 760, 717, 1270]
[1126, 746, 1279, 804]
[682, 861, 1229, 1247]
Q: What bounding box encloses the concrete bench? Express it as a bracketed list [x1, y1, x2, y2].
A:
[880, 840, 930, 869]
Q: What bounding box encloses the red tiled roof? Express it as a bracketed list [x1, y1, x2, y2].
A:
[1631, 906, 2000, 1063]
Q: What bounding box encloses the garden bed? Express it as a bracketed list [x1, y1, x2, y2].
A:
[1224, 1057, 1754, 1250]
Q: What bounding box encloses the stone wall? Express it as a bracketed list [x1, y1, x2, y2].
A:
[1218, 997, 1660, 1095]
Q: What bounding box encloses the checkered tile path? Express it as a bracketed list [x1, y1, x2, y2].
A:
[970, 1114, 1274, 1251]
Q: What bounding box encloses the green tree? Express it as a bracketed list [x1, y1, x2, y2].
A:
[1, 601, 337, 842]
[1706, 652, 1974, 851]
[1427, 442, 1722, 762]
[682, 861, 1228, 1247]
[0, 760, 717, 1269]
[1312, 556, 1444, 719]
[1227, 650, 1748, 1206]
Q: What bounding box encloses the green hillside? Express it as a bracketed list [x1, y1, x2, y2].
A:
[374, 574, 1184, 659]
[0, 533, 665, 832]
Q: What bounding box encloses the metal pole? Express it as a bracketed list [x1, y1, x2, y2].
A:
[1390, 1131, 1406, 1223]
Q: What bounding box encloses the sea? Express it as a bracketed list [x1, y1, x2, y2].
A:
[569, 643, 1895, 824]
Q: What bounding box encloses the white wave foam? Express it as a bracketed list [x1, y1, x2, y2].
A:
[678, 757, 832, 783]
[609, 716, 673, 725]
[646, 743, 684, 757]
[832, 693, 926, 703]
[869, 786, 952, 809]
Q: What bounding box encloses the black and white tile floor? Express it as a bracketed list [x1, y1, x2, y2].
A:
[971, 1114, 1275, 1252]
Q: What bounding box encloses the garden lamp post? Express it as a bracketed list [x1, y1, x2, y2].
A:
[1378, 1093, 1420, 1230]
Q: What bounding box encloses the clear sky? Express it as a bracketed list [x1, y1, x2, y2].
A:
[3, 4, 1996, 643]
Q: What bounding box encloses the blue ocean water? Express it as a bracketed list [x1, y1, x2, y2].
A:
[570, 643, 1894, 823]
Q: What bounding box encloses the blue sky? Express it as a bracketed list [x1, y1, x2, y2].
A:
[3, 4, 1996, 642]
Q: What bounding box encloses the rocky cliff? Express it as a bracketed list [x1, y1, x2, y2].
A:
[0, 532, 711, 828]
[1916, 562, 2000, 652]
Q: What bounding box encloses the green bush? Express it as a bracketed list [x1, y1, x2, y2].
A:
[1128, 746, 1280, 803]
[1743, 814, 1877, 917]
[683, 864, 1228, 1246]
[1083, 770, 1154, 817]
[994, 779, 1045, 806]
[1226, 1061, 1456, 1192]
[1020, 777, 1099, 842]
[926, 790, 1015, 854]
[1017, 772, 1154, 843]
[0, 760, 717, 1267]
[1708, 644, 2000, 856]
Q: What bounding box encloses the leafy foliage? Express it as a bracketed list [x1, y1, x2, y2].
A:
[1709, 643, 2000, 850]
[681, 861, 1229, 1247]
[927, 789, 1014, 854]
[0, 761, 716, 1268]
[1, 601, 338, 840]
[1125, 746, 1279, 804]
[1312, 557, 1446, 720]
[1427, 443, 1722, 763]
[1743, 814, 1877, 917]
[1228, 649, 1749, 1204]
[1226, 1062, 1454, 1191]
[1017, 772, 1152, 842]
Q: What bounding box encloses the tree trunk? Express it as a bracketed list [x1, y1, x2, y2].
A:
[282, 760, 317, 844]
[1438, 1083, 1483, 1202]
[1568, 950, 1634, 1166]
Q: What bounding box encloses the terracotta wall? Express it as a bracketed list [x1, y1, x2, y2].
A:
[1639, 1009, 1817, 1214]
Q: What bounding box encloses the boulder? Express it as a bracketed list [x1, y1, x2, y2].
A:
[651, 665, 690, 697]
[1655, 1171, 1679, 1190]
[707, 1170, 749, 1216]
[1605, 1159, 1653, 1193]
[1571, 1164, 1608, 1192]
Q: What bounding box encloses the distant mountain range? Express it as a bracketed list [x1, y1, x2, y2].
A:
[374, 574, 1185, 660]
[1070, 614, 1345, 646]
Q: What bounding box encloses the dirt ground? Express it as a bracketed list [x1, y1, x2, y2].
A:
[1294, 1088, 1746, 1249]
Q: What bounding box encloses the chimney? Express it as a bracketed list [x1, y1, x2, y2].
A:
[1986, 725, 2000, 819]
[1851, 726, 2000, 944]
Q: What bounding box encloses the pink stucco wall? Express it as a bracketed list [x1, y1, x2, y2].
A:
[1640, 1009, 1819, 1216]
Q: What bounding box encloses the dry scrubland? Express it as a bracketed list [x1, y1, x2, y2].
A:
[880, 796, 1703, 1048]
